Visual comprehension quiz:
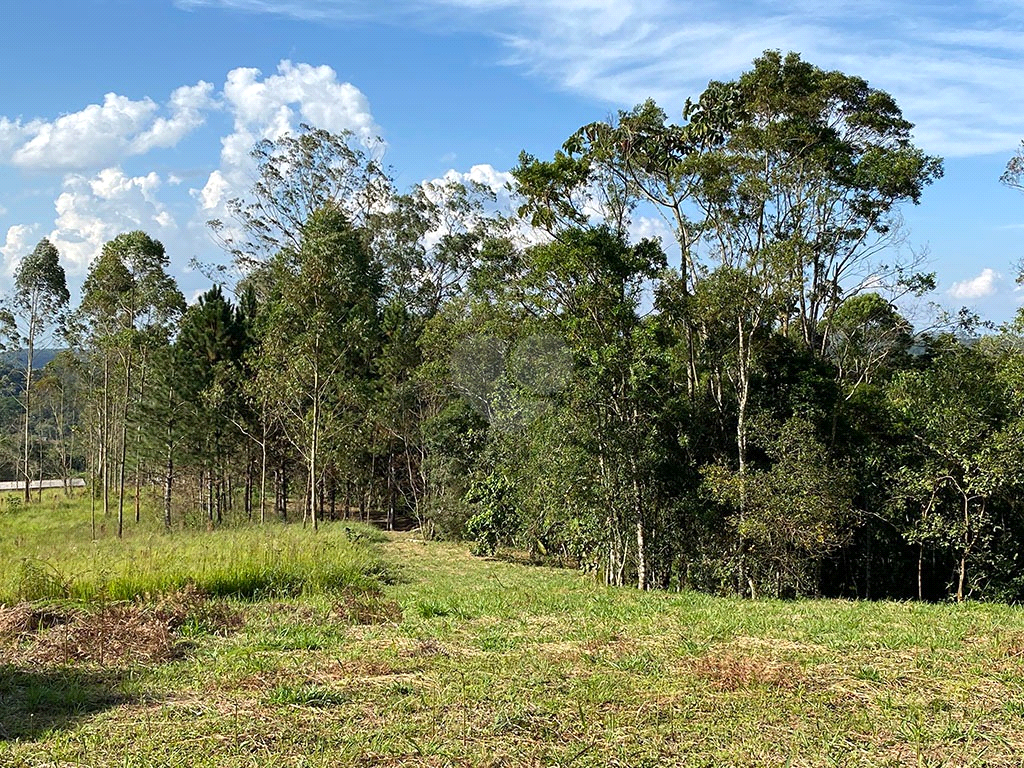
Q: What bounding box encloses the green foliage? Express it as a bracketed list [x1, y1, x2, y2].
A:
[465, 472, 518, 556]
[5, 59, 1024, 608]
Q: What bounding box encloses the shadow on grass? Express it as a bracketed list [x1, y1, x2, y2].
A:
[0, 665, 130, 741]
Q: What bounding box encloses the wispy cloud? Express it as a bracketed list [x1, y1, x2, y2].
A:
[178, 0, 1024, 157]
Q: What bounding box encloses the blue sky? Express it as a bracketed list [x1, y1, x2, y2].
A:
[0, 0, 1022, 322]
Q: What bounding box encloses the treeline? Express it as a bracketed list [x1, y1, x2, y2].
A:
[4, 51, 1024, 602]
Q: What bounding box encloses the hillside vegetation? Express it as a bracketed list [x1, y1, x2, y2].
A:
[2, 493, 1024, 767]
[8, 51, 1024, 603]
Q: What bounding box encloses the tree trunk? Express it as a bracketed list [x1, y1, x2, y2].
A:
[633, 469, 646, 591]
[22, 328, 34, 503]
[117, 351, 132, 539]
[90, 434, 97, 540]
[259, 435, 267, 525]
[163, 444, 173, 529]
[958, 495, 971, 603]
[308, 371, 320, 532]
[245, 457, 253, 522]
[134, 355, 147, 524]
[102, 356, 110, 520]
[918, 543, 924, 601]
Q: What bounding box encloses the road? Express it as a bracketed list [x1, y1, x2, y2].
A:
[0, 479, 86, 491]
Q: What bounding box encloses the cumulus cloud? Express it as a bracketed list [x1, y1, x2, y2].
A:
[439, 164, 516, 195]
[50, 168, 177, 274]
[0, 60, 379, 282]
[179, 0, 1024, 157]
[130, 81, 217, 155]
[192, 59, 381, 242]
[1, 223, 42, 276]
[1, 82, 215, 172]
[948, 268, 1001, 300]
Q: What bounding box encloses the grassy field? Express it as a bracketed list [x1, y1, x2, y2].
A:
[3, 493, 1024, 766]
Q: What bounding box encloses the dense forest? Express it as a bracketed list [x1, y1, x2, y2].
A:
[3, 51, 1024, 603]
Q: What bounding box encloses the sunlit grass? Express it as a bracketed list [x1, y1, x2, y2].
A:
[0, 491, 388, 603]
[4, 492, 1024, 766]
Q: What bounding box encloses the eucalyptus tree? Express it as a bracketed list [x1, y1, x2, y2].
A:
[453, 221, 680, 588]
[686, 51, 941, 353]
[80, 231, 184, 537]
[256, 205, 382, 531]
[209, 123, 391, 269]
[1002, 141, 1024, 193]
[11, 238, 69, 501]
[35, 351, 85, 494]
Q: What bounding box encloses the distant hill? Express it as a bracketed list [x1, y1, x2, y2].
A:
[2, 349, 62, 370]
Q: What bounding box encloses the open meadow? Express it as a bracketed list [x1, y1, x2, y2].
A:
[2, 492, 1024, 767]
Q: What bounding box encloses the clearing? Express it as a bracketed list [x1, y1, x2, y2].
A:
[2, 493, 1024, 766]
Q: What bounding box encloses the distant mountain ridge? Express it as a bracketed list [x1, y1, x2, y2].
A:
[2, 349, 62, 370]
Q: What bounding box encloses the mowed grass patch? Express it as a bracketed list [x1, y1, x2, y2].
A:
[0, 491, 391, 603]
[2, 506, 1024, 765]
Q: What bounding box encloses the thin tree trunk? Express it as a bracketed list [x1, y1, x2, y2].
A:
[117, 352, 132, 539]
[281, 465, 288, 522]
[23, 329, 34, 503]
[134, 355, 147, 524]
[309, 376, 319, 532]
[259, 435, 267, 525]
[163, 443, 173, 530]
[633, 470, 646, 591]
[245, 456, 253, 522]
[102, 356, 110, 520]
[90, 434, 97, 540]
[918, 544, 924, 601]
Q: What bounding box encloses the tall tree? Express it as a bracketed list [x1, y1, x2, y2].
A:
[80, 231, 184, 537]
[209, 124, 391, 269]
[257, 205, 382, 531]
[12, 238, 70, 502]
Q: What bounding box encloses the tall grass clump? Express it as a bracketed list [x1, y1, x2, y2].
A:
[0, 492, 390, 604]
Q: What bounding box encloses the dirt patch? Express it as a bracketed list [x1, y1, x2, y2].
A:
[993, 630, 1024, 660]
[401, 638, 450, 658]
[0, 587, 243, 666]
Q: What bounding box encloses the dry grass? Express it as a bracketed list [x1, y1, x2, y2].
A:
[687, 651, 806, 691]
[0, 587, 243, 666]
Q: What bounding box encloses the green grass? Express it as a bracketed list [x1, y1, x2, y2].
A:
[0, 491, 389, 603]
[4, 492, 1024, 766]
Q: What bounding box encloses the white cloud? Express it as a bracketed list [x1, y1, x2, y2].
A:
[215, 60, 380, 178]
[1, 83, 215, 171]
[195, 169, 231, 212]
[179, 0, 1024, 157]
[50, 168, 177, 274]
[630, 215, 672, 245]
[0, 118, 38, 157]
[192, 60, 381, 230]
[0, 223, 42, 276]
[130, 81, 217, 154]
[948, 268, 1001, 300]
[0, 60, 380, 284]
[444, 164, 516, 194]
